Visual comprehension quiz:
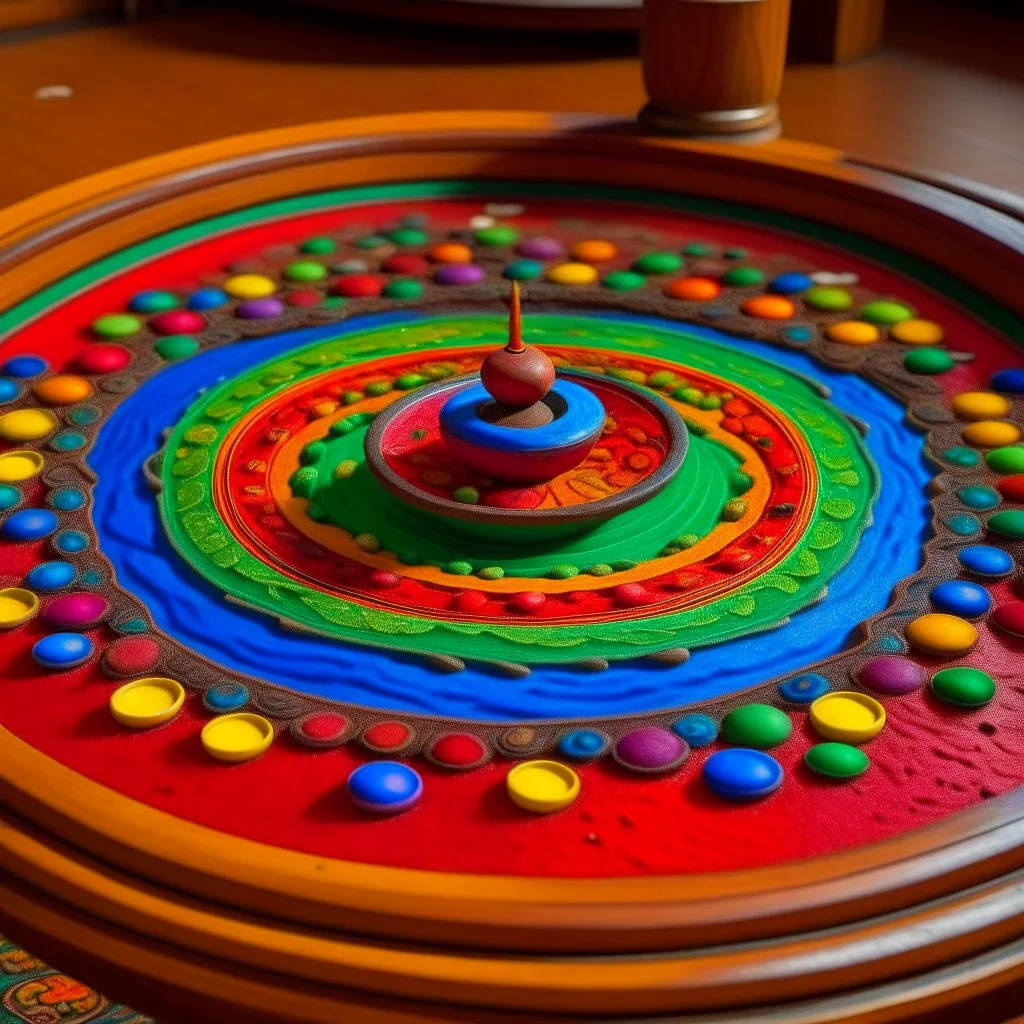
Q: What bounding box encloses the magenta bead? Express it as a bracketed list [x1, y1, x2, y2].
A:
[614, 727, 688, 772]
[236, 298, 284, 319]
[434, 264, 485, 286]
[857, 655, 927, 695]
[516, 237, 564, 260]
[149, 310, 206, 335]
[43, 592, 109, 628]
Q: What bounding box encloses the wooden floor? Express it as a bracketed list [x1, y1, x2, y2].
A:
[0, 0, 1022, 207]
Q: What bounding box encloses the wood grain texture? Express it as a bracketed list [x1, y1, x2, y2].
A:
[788, 0, 887, 64]
[0, 0, 116, 30]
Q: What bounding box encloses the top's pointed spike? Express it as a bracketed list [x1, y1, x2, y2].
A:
[506, 281, 525, 352]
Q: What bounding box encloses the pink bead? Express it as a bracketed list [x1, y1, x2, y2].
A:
[149, 310, 206, 335]
[43, 592, 109, 628]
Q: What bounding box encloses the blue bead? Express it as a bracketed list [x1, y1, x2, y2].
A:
[49, 431, 86, 452]
[782, 326, 813, 343]
[204, 682, 250, 712]
[946, 514, 980, 536]
[128, 290, 178, 313]
[503, 259, 544, 281]
[2, 354, 48, 378]
[0, 379, 20, 403]
[1, 507, 59, 542]
[958, 486, 1000, 510]
[778, 672, 829, 704]
[990, 369, 1024, 394]
[958, 544, 1013, 578]
[52, 530, 89, 554]
[703, 749, 783, 802]
[930, 579, 991, 618]
[671, 713, 718, 747]
[347, 761, 423, 814]
[769, 272, 812, 295]
[0, 484, 21, 511]
[944, 448, 979, 467]
[25, 560, 77, 591]
[32, 632, 94, 670]
[68, 406, 101, 425]
[187, 288, 229, 311]
[49, 488, 86, 511]
[557, 728, 609, 759]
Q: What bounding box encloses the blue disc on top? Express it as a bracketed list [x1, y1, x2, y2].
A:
[32, 632, 94, 671]
[990, 369, 1024, 394]
[2, 354, 48, 378]
[778, 672, 829, 704]
[26, 560, 78, 591]
[929, 579, 991, 618]
[0, 379, 20, 404]
[1, 507, 59, 542]
[557, 728, 610, 760]
[187, 288, 229, 311]
[670, 713, 718, 748]
[958, 545, 1013, 578]
[768, 272, 812, 296]
[703, 748, 783, 802]
[347, 761, 423, 814]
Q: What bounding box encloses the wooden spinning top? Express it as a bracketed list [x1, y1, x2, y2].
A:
[480, 283, 556, 421]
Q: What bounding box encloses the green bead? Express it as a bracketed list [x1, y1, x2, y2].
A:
[453, 486, 479, 504]
[699, 395, 722, 410]
[723, 247, 748, 260]
[388, 228, 429, 247]
[446, 560, 474, 576]
[648, 370, 676, 389]
[395, 372, 428, 389]
[93, 313, 142, 338]
[904, 349, 954, 375]
[354, 532, 380, 553]
[683, 242, 712, 257]
[587, 563, 613, 576]
[549, 563, 580, 579]
[300, 236, 335, 255]
[931, 666, 995, 707]
[804, 286, 852, 311]
[944, 446, 979, 467]
[283, 260, 327, 282]
[333, 460, 357, 480]
[672, 533, 700, 548]
[299, 441, 326, 465]
[503, 259, 544, 281]
[860, 299, 913, 325]
[721, 266, 764, 288]
[154, 335, 197, 360]
[987, 509, 1024, 539]
[341, 390, 363, 405]
[674, 387, 704, 406]
[131, 291, 178, 313]
[384, 279, 423, 300]
[609, 559, 638, 572]
[365, 380, 392, 397]
[986, 446, 1024, 474]
[322, 296, 346, 308]
[477, 566, 505, 580]
[475, 225, 519, 247]
[633, 252, 683, 275]
[721, 703, 793, 748]
[804, 742, 869, 779]
[354, 235, 388, 249]
[602, 270, 647, 292]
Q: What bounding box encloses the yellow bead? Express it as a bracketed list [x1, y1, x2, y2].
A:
[547, 262, 599, 286]
[889, 318, 944, 345]
[962, 420, 1021, 448]
[506, 760, 580, 814]
[906, 613, 978, 655]
[109, 677, 185, 729]
[32, 374, 94, 406]
[825, 321, 881, 346]
[223, 274, 277, 299]
[0, 408, 58, 442]
[951, 391, 1011, 421]
[0, 450, 44, 482]
[809, 692, 886, 745]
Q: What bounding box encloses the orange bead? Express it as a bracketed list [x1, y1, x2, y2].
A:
[664, 277, 721, 301]
[741, 295, 796, 320]
[570, 239, 617, 263]
[31, 374, 94, 405]
[428, 243, 473, 264]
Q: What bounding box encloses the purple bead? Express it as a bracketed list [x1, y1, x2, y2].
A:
[614, 726, 688, 772]
[43, 592, 109, 628]
[434, 264, 485, 286]
[857, 655, 927, 695]
[236, 298, 284, 319]
[516, 237, 564, 260]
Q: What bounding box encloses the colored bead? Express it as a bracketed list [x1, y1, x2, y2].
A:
[633, 252, 683, 275]
[958, 545, 1013, 577]
[742, 295, 795, 320]
[429, 732, 487, 768]
[48, 431, 85, 452]
[516, 237, 564, 260]
[2, 355, 48, 378]
[109, 676, 185, 729]
[987, 509, 1024, 540]
[102, 635, 161, 678]
[32, 632, 94, 670]
[0, 588, 39, 629]
[43, 592, 108, 628]
[0, 450, 44, 482]
[953, 391, 1013, 421]
[906, 613, 978, 654]
[384, 279, 423, 299]
[948, 511, 981, 532]
[986, 447, 1024, 473]
[557, 728, 610, 760]
[991, 601, 1024, 637]
[804, 286, 852, 311]
[362, 721, 413, 752]
[570, 239, 617, 262]
[602, 270, 646, 291]
[931, 667, 995, 707]
[475, 225, 519, 247]
[809, 692, 886, 744]
[428, 242, 473, 263]
[962, 421, 1020, 448]
[187, 288, 229, 311]
[782, 326, 814, 343]
[997, 475, 1024, 503]
[506, 760, 580, 814]
[664, 277, 720, 301]
[201, 713, 274, 762]
[52, 530, 88, 553]
[703, 748, 783, 801]
[382, 253, 429, 276]
[154, 335, 198, 360]
[203, 681, 250, 712]
[1, 508, 59, 542]
[434, 264, 485, 286]
[945, 447, 979, 467]
[990, 369, 1024, 394]
[0, 408, 57, 442]
[670, 713, 718, 747]
[32, 374, 93, 405]
[859, 300, 913, 325]
[73, 344, 131, 374]
[503, 259, 544, 281]
[149, 310, 206, 335]
[825, 321, 880, 346]
[890, 319, 944, 345]
[382, 227, 426, 247]
[805, 742, 869, 779]
[331, 273, 385, 297]
[929, 580, 991, 618]
[236, 298, 284, 319]
[285, 290, 322, 307]
[905, 349, 954, 375]
[293, 712, 349, 746]
[768, 272, 812, 295]
[347, 762, 423, 814]
[283, 260, 327, 283]
[613, 726, 688, 772]
[683, 241, 712, 256]
[354, 234, 388, 249]
[128, 290, 178, 313]
[958, 486, 999, 510]
[0, 485, 20, 511]
[509, 591, 546, 614]
[858, 655, 926, 695]
[300, 236, 335, 255]
[223, 274, 277, 299]
[721, 703, 792, 748]
[0, 379, 19, 403]
[92, 313, 141, 339]
[778, 673, 829, 703]
[546, 262, 599, 286]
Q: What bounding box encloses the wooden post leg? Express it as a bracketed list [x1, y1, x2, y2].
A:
[639, 0, 793, 141]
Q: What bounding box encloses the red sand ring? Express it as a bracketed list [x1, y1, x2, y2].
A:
[361, 720, 416, 753]
[427, 732, 490, 769]
[290, 712, 351, 748]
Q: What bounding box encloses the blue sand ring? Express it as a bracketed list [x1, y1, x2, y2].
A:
[203, 681, 251, 713]
[670, 713, 718, 747]
[32, 632, 94, 671]
[958, 545, 1013, 578]
[52, 530, 89, 554]
[25, 561, 78, 591]
[347, 761, 423, 814]
[1, 507, 59, 542]
[557, 728, 611, 760]
[2, 354, 48, 378]
[703, 748, 784, 802]
[48, 488, 86, 511]
[778, 672, 829, 704]
[929, 579, 992, 618]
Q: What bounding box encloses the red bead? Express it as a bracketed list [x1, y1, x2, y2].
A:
[998, 475, 1024, 503]
[991, 602, 1024, 637]
[300, 712, 348, 741]
[367, 570, 401, 589]
[72, 344, 131, 374]
[101, 635, 161, 678]
[382, 253, 429, 276]
[149, 310, 206, 335]
[429, 732, 486, 768]
[330, 274, 385, 298]
[509, 591, 546, 614]
[454, 590, 488, 612]
[285, 290, 322, 307]
[363, 721, 411, 749]
[613, 583, 650, 607]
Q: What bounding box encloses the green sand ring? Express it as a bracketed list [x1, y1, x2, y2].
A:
[160, 314, 877, 664]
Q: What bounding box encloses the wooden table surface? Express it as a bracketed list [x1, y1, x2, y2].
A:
[0, 0, 1022, 208]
